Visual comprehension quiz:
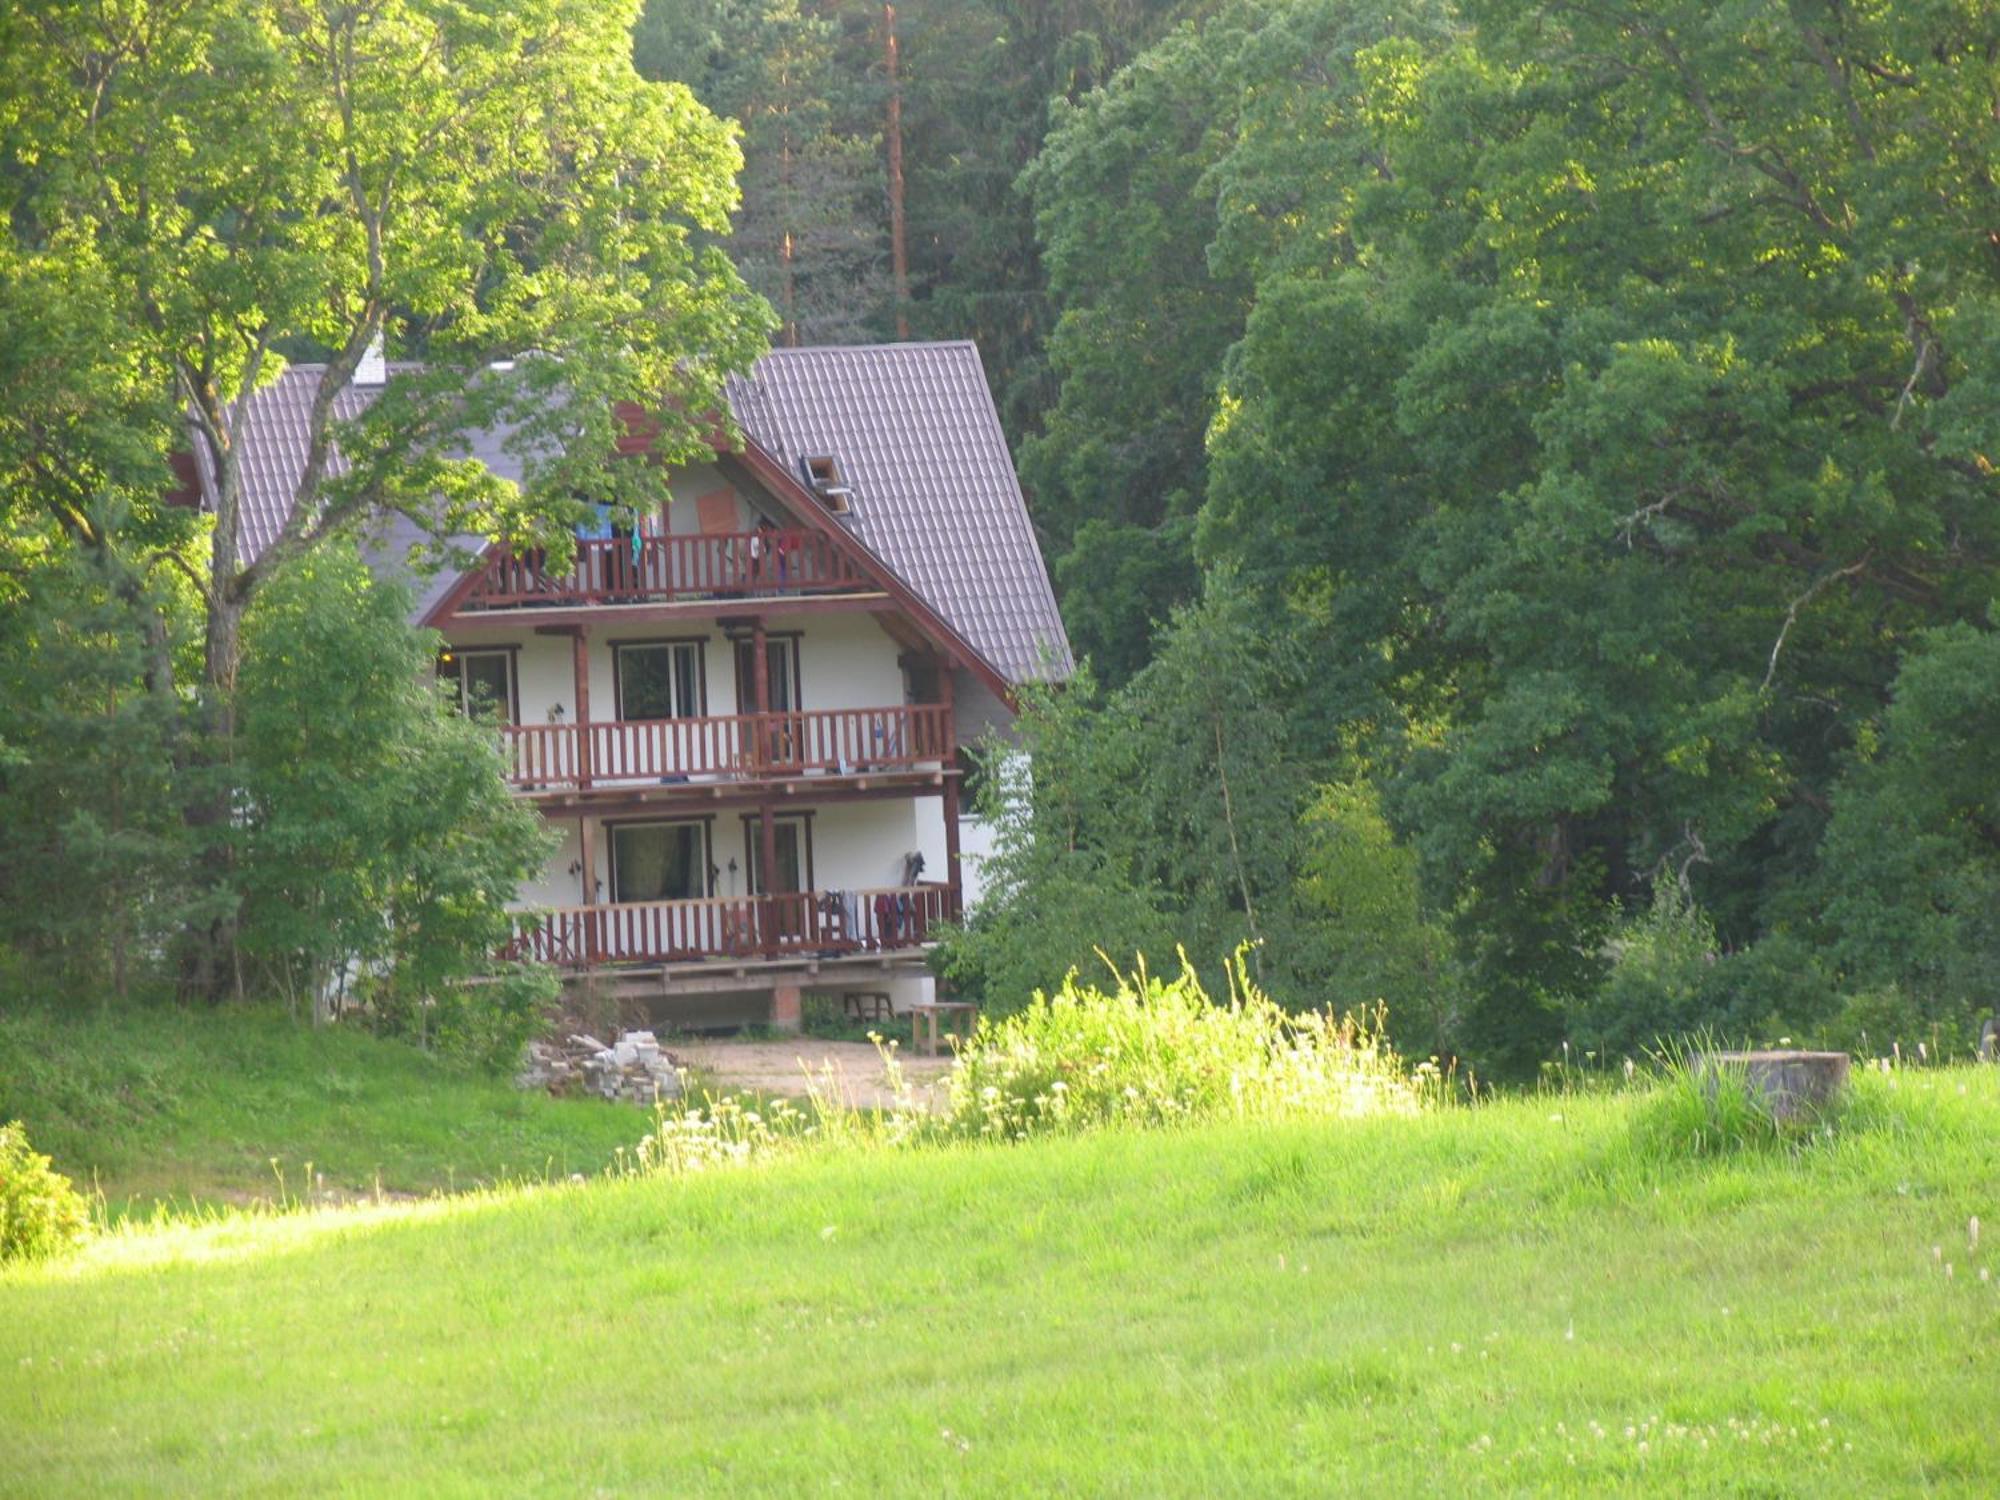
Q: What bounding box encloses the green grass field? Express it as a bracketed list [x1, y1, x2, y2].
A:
[5, 1067, 1998, 1496]
[0, 1005, 641, 1211]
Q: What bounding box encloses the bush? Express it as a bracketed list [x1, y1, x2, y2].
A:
[942, 952, 1420, 1141]
[0, 1120, 90, 1263]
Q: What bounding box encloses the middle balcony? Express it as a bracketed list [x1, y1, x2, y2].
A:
[500, 703, 951, 793]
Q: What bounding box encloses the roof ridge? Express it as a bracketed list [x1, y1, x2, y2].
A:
[755, 340, 978, 356]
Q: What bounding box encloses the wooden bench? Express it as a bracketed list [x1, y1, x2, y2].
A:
[907, 1000, 978, 1057]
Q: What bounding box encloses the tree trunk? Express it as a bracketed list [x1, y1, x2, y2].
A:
[179, 552, 246, 1004]
[884, 3, 909, 340]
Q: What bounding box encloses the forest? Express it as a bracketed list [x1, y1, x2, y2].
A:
[5, 0, 2000, 1079]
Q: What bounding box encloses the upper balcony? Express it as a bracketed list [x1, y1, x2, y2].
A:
[459, 529, 873, 613]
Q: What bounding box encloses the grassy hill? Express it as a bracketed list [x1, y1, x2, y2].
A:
[5, 1068, 1998, 1495]
[0, 1005, 641, 1211]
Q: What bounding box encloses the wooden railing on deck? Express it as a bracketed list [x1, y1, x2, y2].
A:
[466, 530, 870, 609]
[501, 704, 950, 790]
[503, 884, 953, 968]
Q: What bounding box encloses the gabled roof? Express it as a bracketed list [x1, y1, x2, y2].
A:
[192, 344, 1072, 686]
[727, 342, 1072, 684]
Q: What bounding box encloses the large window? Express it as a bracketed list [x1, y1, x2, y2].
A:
[439, 648, 516, 722]
[610, 821, 710, 903]
[615, 640, 704, 720]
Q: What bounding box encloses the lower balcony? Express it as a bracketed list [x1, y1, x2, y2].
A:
[503, 883, 953, 969]
[501, 705, 950, 792]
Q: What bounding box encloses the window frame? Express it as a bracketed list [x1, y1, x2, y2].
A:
[740, 812, 816, 896]
[438, 644, 520, 725]
[729, 630, 804, 715]
[610, 636, 710, 722]
[605, 816, 715, 904]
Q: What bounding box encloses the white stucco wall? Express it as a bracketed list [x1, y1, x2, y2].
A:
[443, 612, 909, 729]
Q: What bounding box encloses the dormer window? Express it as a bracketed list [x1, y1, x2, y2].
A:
[802, 455, 855, 514]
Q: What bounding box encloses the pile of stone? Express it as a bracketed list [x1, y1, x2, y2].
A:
[517, 1030, 684, 1106]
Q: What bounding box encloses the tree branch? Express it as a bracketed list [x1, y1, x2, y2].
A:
[1761, 553, 1871, 693]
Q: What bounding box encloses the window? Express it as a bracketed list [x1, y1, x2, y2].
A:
[801, 456, 853, 513]
[733, 635, 802, 714]
[610, 821, 710, 903]
[742, 815, 813, 896]
[439, 648, 516, 723]
[615, 640, 705, 720]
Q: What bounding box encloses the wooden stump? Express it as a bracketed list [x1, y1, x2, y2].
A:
[1702, 1050, 1850, 1120]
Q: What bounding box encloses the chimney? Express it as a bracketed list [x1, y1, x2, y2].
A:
[354, 331, 387, 386]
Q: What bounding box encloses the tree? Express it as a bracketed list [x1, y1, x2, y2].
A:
[0, 526, 196, 1003]
[235, 546, 555, 1063]
[2, 0, 770, 995]
[635, 0, 888, 345]
[1810, 622, 2000, 1042]
[896, 0, 1198, 431]
[1019, 15, 1252, 681]
[938, 583, 1323, 1009]
[1191, 0, 2000, 1070]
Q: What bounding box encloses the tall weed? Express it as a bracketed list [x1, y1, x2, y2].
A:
[941, 952, 1418, 1141]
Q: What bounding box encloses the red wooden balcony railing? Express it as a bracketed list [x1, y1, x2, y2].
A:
[501, 704, 951, 790]
[502, 884, 953, 968]
[464, 530, 870, 609]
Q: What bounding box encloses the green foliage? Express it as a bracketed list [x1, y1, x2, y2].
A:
[1812, 622, 2000, 1044]
[933, 661, 1178, 1010]
[0, 1120, 90, 1263]
[4, 0, 771, 993]
[1295, 779, 1462, 1057]
[1570, 881, 1721, 1060]
[0, 531, 195, 998]
[235, 547, 555, 1065]
[1020, 14, 1251, 678]
[996, 0, 2000, 1073]
[634, 0, 886, 345]
[943, 954, 1419, 1140]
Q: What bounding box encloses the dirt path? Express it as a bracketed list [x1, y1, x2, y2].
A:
[671, 1038, 956, 1112]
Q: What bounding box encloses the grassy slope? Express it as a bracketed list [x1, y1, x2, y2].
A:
[5, 1071, 1999, 1496]
[0, 1006, 642, 1210]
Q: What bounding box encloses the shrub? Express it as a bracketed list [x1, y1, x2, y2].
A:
[942, 952, 1420, 1141]
[0, 1120, 90, 1263]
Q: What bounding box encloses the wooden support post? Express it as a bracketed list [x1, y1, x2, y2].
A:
[577, 815, 599, 966]
[750, 616, 779, 956]
[757, 796, 780, 960]
[750, 616, 771, 769]
[940, 664, 963, 920]
[571, 626, 593, 790]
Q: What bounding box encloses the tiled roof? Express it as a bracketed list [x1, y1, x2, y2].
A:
[727, 342, 1072, 683]
[196, 344, 1071, 685]
[186, 363, 476, 622]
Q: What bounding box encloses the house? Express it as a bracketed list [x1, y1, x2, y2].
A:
[198, 341, 1072, 1029]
